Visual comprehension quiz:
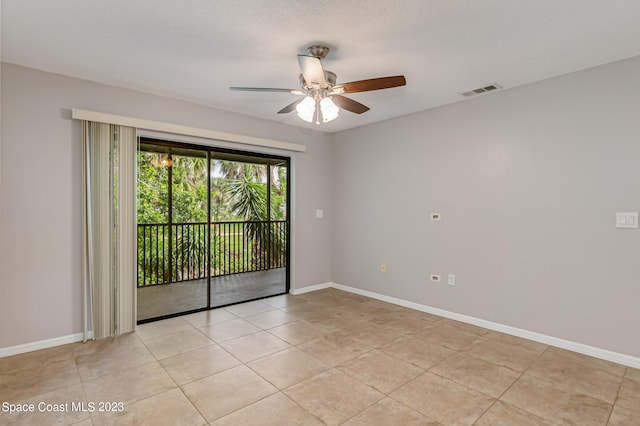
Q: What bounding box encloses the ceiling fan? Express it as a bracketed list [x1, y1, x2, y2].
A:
[230, 44, 406, 124]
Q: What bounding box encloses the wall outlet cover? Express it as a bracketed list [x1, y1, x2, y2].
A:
[616, 212, 638, 229]
[448, 274, 456, 286]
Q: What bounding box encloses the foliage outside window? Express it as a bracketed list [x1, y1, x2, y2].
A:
[137, 149, 288, 286]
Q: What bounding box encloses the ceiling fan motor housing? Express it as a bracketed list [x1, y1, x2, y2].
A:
[307, 44, 330, 59]
[299, 70, 337, 93]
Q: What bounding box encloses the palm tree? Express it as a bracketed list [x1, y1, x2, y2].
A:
[226, 163, 285, 269]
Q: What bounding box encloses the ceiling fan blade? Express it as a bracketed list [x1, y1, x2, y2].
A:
[334, 75, 406, 94]
[297, 55, 325, 85]
[230, 87, 304, 95]
[278, 98, 304, 114]
[332, 95, 370, 114]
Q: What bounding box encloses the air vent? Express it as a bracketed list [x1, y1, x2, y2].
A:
[462, 83, 502, 97]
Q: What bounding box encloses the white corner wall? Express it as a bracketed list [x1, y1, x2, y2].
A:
[331, 55, 640, 359]
[0, 63, 332, 350]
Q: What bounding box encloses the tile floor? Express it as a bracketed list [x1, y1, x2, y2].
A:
[1, 288, 639, 425]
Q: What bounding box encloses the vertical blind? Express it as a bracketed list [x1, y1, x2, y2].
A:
[82, 121, 136, 340]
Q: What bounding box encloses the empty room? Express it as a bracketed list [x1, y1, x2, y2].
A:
[1, 1, 640, 425]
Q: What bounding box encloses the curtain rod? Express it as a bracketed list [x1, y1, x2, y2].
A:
[72, 109, 307, 153]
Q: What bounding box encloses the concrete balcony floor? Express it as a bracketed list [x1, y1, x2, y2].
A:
[137, 268, 286, 321]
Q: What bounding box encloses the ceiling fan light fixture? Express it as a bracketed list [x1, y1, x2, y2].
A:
[230, 44, 406, 124]
[320, 97, 339, 122]
[152, 155, 173, 167]
[296, 96, 315, 122]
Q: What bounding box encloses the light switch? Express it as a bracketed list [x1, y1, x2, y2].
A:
[616, 212, 638, 229]
[315, 209, 324, 219]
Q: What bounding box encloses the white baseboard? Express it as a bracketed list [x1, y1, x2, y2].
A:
[0, 282, 336, 357]
[330, 283, 640, 369]
[290, 282, 332, 295]
[5, 282, 639, 369]
[0, 331, 94, 359]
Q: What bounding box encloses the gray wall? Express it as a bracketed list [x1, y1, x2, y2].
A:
[331, 55, 640, 358]
[3, 55, 640, 360]
[0, 63, 333, 349]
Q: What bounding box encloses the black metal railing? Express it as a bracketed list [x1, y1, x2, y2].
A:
[137, 220, 287, 287]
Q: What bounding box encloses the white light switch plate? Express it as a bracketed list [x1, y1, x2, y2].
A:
[315, 209, 324, 219]
[616, 212, 638, 229]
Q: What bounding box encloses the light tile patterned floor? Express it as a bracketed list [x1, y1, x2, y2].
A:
[1, 288, 639, 425]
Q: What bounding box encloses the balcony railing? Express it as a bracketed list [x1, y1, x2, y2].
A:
[137, 220, 287, 287]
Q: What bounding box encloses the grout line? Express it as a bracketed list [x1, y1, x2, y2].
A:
[385, 390, 442, 424]
[477, 346, 564, 426]
[338, 393, 387, 425]
[517, 345, 625, 408]
[278, 391, 325, 424]
[175, 386, 208, 424]
[605, 367, 626, 424]
[72, 350, 95, 425]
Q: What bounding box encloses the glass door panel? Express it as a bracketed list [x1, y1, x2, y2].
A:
[209, 157, 289, 307]
[137, 143, 209, 321]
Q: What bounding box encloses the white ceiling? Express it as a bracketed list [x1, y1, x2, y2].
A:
[3, 0, 640, 133]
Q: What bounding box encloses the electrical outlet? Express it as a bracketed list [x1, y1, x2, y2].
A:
[381, 263, 387, 273]
[616, 212, 638, 229]
[430, 274, 440, 282]
[448, 274, 456, 286]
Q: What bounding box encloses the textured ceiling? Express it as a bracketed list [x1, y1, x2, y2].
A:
[3, 0, 640, 133]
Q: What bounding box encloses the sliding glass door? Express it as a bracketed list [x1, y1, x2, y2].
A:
[136, 138, 289, 322]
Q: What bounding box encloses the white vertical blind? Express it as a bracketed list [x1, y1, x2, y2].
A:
[117, 126, 137, 334]
[83, 122, 136, 340]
